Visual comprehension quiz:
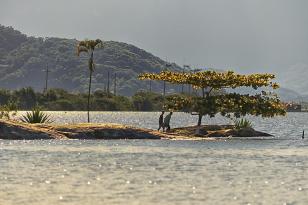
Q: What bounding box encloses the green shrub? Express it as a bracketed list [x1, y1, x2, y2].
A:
[20, 107, 52, 123]
[234, 118, 252, 130]
[0, 101, 18, 120]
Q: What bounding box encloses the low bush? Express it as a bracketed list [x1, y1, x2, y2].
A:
[0, 101, 18, 120]
[20, 107, 53, 123]
[234, 118, 252, 130]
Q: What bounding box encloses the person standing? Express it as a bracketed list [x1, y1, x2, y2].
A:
[163, 112, 173, 132]
[158, 111, 165, 131]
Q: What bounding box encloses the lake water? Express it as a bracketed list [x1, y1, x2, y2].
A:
[1, 112, 308, 205]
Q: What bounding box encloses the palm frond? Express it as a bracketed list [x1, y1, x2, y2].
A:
[78, 41, 88, 47]
[76, 45, 89, 56]
[77, 39, 103, 51]
[95, 39, 103, 48]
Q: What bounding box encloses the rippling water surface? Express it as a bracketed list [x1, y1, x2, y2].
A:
[1, 112, 308, 205]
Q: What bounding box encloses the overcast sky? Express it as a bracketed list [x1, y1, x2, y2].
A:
[1, 0, 308, 74]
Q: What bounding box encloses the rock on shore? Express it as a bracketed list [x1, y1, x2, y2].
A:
[169, 125, 273, 138]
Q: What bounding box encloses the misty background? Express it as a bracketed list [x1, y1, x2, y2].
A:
[1, 0, 308, 93]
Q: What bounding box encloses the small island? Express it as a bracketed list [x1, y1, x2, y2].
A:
[0, 70, 285, 140]
[0, 120, 272, 140]
[0, 34, 286, 140]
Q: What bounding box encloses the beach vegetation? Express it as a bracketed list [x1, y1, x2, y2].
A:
[234, 118, 252, 130]
[0, 101, 18, 120]
[20, 106, 53, 123]
[0, 88, 166, 111]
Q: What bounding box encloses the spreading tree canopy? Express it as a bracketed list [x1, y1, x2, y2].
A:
[139, 70, 286, 126]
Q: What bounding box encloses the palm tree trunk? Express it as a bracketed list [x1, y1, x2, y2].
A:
[87, 52, 94, 123]
[87, 70, 92, 123]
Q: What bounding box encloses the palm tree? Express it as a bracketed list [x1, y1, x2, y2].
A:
[77, 39, 103, 123]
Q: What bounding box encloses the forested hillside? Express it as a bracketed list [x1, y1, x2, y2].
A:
[0, 25, 302, 101]
[0, 25, 181, 96]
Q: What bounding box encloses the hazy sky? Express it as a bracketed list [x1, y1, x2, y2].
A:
[1, 0, 308, 74]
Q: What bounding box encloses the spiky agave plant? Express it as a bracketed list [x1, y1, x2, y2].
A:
[77, 39, 103, 123]
[21, 107, 52, 124]
[234, 118, 252, 130]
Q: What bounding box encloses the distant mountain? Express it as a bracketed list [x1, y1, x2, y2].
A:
[277, 63, 308, 96]
[0, 25, 304, 100]
[0, 25, 182, 96]
[275, 87, 302, 102]
[226, 86, 302, 102]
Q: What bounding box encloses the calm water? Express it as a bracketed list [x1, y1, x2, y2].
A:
[1, 112, 308, 205]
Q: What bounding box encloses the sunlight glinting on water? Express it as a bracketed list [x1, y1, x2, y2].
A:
[1, 112, 307, 205]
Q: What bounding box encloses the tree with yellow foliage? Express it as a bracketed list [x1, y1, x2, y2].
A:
[139, 70, 285, 126]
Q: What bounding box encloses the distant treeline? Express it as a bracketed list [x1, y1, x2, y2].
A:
[0, 87, 167, 111]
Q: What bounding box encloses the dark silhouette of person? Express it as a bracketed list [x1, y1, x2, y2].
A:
[163, 112, 173, 132]
[158, 111, 165, 131]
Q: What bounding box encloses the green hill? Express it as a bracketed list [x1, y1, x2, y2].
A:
[0, 25, 181, 96]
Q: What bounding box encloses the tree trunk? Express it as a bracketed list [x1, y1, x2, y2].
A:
[197, 114, 202, 126]
[87, 70, 92, 123]
[195, 114, 203, 135]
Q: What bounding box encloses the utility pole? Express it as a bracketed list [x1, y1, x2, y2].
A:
[163, 81, 166, 97]
[164, 62, 172, 96]
[107, 70, 110, 97]
[149, 80, 152, 92]
[114, 73, 117, 96]
[192, 68, 202, 96]
[182, 65, 190, 94]
[44, 63, 49, 93]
